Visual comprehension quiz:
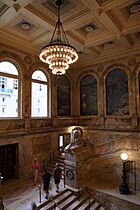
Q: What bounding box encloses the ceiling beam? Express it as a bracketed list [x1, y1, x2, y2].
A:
[118, 36, 133, 48]
[0, 7, 17, 27]
[85, 34, 116, 47]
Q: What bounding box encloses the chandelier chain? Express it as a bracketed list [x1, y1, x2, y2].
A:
[39, 0, 78, 75]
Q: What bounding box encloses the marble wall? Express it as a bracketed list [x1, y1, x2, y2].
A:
[0, 44, 140, 192]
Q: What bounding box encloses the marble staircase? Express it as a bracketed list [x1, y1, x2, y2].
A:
[45, 151, 65, 179]
[37, 188, 105, 210]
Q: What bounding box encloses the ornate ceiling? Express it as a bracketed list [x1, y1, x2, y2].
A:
[0, 0, 140, 68]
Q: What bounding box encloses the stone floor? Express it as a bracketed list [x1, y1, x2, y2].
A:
[1, 177, 65, 210]
[1, 177, 140, 210]
[84, 177, 140, 208]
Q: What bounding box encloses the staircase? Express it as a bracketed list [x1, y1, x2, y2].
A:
[37, 188, 105, 210]
[45, 151, 65, 179]
[42, 151, 105, 209]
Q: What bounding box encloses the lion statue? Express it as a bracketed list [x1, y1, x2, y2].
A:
[64, 127, 85, 152]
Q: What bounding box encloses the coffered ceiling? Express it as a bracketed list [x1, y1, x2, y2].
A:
[0, 0, 140, 68]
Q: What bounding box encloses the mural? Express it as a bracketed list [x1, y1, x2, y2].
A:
[80, 75, 98, 115]
[106, 69, 129, 115]
[57, 75, 71, 116]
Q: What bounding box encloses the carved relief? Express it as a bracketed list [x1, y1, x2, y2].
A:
[24, 56, 32, 65]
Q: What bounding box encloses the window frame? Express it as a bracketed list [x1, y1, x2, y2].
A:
[0, 61, 21, 119]
[31, 70, 49, 118]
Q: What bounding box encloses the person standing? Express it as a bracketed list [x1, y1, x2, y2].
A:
[32, 158, 42, 185]
[53, 163, 62, 193]
[42, 168, 51, 199]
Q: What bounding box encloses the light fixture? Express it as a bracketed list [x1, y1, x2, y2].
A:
[120, 152, 128, 161]
[39, 0, 78, 76]
[119, 152, 130, 195]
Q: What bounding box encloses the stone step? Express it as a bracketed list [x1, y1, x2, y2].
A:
[65, 194, 87, 210]
[54, 157, 65, 164]
[80, 198, 95, 210]
[38, 188, 105, 210]
[45, 190, 73, 210]
[55, 191, 74, 205]
[90, 201, 101, 210]
[38, 189, 69, 209]
[58, 195, 77, 209]
[72, 197, 89, 210]
[47, 162, 64, 169]
[97, 207, 105, 210]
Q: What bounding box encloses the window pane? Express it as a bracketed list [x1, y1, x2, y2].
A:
[31, 82, 47, 117]
[0, 61, 18, 75]
[32, 70, 47, 82]
[59, 135, 64, 147]
[0, 77, 18, 117]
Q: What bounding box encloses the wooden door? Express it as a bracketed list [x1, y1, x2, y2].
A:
[0, 144, 18, 181]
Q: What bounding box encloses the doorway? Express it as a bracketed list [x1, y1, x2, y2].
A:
[0, 144, 19, 181]
[58, 135, 64, 151]
[58, 133, 70, 152]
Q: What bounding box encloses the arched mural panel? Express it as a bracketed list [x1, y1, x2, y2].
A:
[57, 75, 71, 116]
[106, 69, 129, 115]
[80, 75, 98, 115]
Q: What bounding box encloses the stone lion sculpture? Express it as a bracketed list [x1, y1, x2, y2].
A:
[64, 127, 85, 152]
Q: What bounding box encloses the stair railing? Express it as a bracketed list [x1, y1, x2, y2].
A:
[44, 149, 65, 189]
[49, 196, 62, 210]
[77, 185, 92, 210]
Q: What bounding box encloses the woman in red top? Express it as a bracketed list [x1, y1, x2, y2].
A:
[32, 158, 42, 185]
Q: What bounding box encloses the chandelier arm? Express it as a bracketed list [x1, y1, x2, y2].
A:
[50, 22, 59, 44]
[60, 24, 69, 45]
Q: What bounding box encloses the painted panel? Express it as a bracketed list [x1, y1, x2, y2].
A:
[80, 75, 98, 115]
[57, 76, 71, 116]
[106, 69, 129, 115]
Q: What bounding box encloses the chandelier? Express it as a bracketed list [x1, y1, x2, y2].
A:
[39, 0, 78, 75]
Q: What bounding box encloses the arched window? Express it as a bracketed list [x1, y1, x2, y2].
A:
[0, 61, 20, 118]
[80, 75, 98, 115]
[106, 69, 129, 115]
[57, 75, 71, 116]
[31, 70, 48, 117]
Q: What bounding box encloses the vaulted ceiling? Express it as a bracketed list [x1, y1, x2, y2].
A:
[0, 0, 140, 68]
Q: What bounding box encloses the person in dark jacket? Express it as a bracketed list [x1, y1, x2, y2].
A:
[42, 168, 51, 199]
[53, 163, 62, 193]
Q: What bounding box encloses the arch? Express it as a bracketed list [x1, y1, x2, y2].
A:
[31, 69, 49, 117]
[80, 74, 98, 115]
[0, 50, 26, 78]
[32, 70, 47, 82]
[0, 61, 18, 75]
[57, 75, 71, 116]
[27, 62, 51, 80]
[106, 69, 129, 115]
[0, 60, 21, 118]
[102, 63, 131, 79]
[134, 61, 140, 117]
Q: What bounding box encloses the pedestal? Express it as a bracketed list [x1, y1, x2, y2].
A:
[64, 145, 92, 188]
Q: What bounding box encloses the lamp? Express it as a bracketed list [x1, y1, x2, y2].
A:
[119, 152, 130, 195]
[39, 0, 78, 76]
